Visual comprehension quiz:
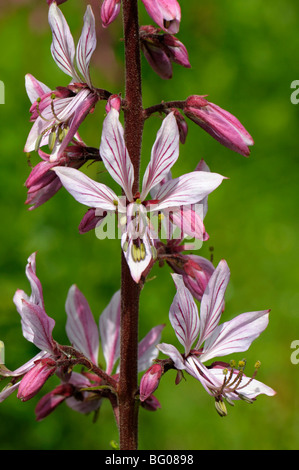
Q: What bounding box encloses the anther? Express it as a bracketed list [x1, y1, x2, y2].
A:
[215, 399, 227, 417]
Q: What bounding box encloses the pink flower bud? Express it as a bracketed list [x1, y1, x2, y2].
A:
[105, 94, 122, 113]
[101, 0, 121, 28]
[140, 363, 163, 402]
[141, 0, 181, 34]
[140, 26, 190, 80]
[140, 394, 161, 411]
[170, 254, 215, 302]
[184, 95, 254, 156]
[25, 146, 86, 210]
[171, 109, 188, 144]
[47, 0, 68, 5]
[35, 383, 75, 420]
[17, 359, 56, 402]
[78, 208, 108, 234]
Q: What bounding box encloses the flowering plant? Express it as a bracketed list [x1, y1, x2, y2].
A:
[0, 0, 275, 450]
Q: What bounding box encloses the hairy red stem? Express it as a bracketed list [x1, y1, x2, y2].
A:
[119, 0, 144, 450]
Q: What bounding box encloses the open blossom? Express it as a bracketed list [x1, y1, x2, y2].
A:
[140, 25, 190, 80]
[0, 253, 164, 417]
[157, 260, 275, 415]
[54, 110, 225, 283]
[24, 3, 98, 162]
[184, 95, 254, 157]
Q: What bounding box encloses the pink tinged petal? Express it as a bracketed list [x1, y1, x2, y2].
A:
[53, 166, 119, 211]
[66, 393, 102, 414]
[0, 351, 49, 379]
[138, 324, 165, 372]
[17, 359, 56, 402]
[207, 367, 276, 400]
[197, 259, 230, 347]
[200, 309, 270, 363]
[141, 112, 180, 200]
[100, 109, 134, 201]
[169, 274, 200, 356]
[49, 89, 98, 161]
[184, 356, 219, 395]
[154, 171, 226, 211]
[157, 342, 185, 370]
[35, 383, 75, 421]
[76, 6, 96, 87]
[24, 116, 55, 153]
[65, 285, 99, 364]
[168, 205, 208, 241]
[48, 2, 80, 81]
[141, 0, 181, 34]
[25, 74, 51, 103]
[0, 382, 20, 403]
[139, 364, 163, 401]
[99, 290, 121, 375]
[13, 298, 56, 354]
[24, 252, 45, 309]
[101, 0, 121, 28]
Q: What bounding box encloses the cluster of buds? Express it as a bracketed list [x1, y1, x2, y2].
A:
[140, 25, 190, 80]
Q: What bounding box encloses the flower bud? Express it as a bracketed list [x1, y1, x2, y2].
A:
[17, 359, 56, 402]
[139, 363, 163, 402]
[140, 26, 190, 80]
[105, 94, 122, 113]
[35, 383, 75, 420]
[101, 0, 121, 28]
[140, 394, 162, 412]
[184, 95, 254, 156]
[170, 254, 215, 302]
[78, 208, 107, 234]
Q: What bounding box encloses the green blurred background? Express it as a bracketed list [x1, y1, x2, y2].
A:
[0, 0, 299, 450]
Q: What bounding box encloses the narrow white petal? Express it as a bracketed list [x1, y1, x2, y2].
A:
[100, 109, 134, 201]
[141, 113, 179, 200]
[157, 343, 185, 370]
[49, 3, 80, 80]
[169, 274, 200, 355]
[197, 259, 230, 347]
[138, 324, 165, 372]
[154, 171, 226, 211]
[99, 290, 121, 375]
[25, 74, 51, 103]
[53, 166, 119, 211]
[200, 310, 270, 363]
[76, 5, 96, 86]
[65, 285, 99, 364]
